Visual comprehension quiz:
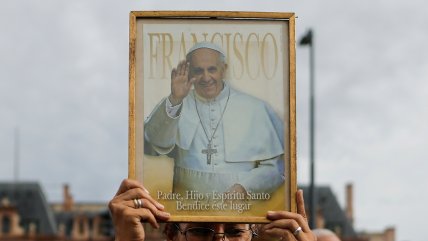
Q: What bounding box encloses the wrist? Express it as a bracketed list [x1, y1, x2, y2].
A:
[168, 94, 183, 106]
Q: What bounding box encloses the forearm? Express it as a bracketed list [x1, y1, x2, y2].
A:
[145, 98, 179, 150]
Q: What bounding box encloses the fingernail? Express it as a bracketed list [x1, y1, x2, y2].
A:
[143, 187, 150, 194]
[157, 202, 165, 209]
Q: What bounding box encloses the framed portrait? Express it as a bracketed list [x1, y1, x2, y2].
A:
[128, 11, 296, 222]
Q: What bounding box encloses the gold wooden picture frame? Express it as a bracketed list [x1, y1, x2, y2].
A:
[129, 11, 296, 223]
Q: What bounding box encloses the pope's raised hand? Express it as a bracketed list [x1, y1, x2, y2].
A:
[169, 60, 195, 106]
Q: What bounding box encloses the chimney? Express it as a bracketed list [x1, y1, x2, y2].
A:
[384, 226, 395, 241]
[63, 184, 74, 211]
[345, 183, 354, 225]
[315, 207, 325, 229]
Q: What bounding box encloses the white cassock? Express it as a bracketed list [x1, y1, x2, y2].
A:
[145, 83, 285, 194]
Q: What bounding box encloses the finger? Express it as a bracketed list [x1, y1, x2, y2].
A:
[262, 220, 308, 241]
[176, 61, 181, 75]
[187, 77, 196, 88]
[112, 199, 170, 230]
[266, 211, 310, 232]
[119, 202, 160, 229]
[139, 208, 158, 229]
[124, 197, 169, 219]
[263, 228, 296, 241]
[134, 200, 171, 223]
[296, 189, 307, 220]
[115, 179, 149, 196]
[119, 188, 164, 210]
[116, 187, 164, 211]
[178, 60, 186, 76]
[184, 62, 190, 79]
[171, 68, 177, 80]
[263, 216, 300, 232]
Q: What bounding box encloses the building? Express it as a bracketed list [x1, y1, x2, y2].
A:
[0, 181, 394, 241]
[359, 228, 395, 241]
[301, 183, 395, 241]
[301, 184, 357, 239]
[0, 182, 112, 241]
[0, 182, 57, 240]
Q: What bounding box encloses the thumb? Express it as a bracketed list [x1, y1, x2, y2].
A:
[187, 77, 196, 87]
[296, 189, 308, 220]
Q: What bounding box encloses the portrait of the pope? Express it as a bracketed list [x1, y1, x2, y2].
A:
[144, 41, 285, 196]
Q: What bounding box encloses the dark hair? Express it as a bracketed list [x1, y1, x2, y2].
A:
[164, 223, 179, 240]
[163, 223, 258, 241]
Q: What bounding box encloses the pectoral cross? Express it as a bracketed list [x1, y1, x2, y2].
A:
[202, 143, 217, 165]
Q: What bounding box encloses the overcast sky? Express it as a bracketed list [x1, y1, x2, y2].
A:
[1, 1, 427, 241]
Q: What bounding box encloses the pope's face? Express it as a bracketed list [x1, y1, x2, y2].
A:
[189, 48, 226, 100]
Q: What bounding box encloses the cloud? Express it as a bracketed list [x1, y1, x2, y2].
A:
[1, 1, 428, 241]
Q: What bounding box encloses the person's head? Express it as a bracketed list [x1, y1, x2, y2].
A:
[312, 228, 341, 241]
[186, 42, 227, 100]
[165, 223, 256, 241]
